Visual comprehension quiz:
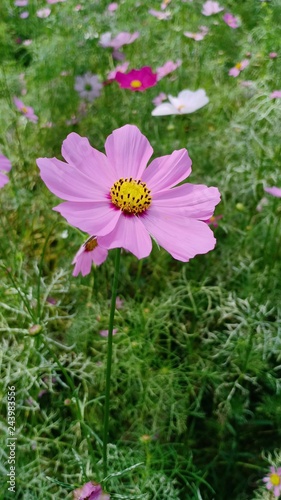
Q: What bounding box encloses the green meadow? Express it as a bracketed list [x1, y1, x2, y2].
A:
[1, 0, 281, 498]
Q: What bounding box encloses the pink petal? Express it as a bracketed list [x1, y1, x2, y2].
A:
[104, 124, 153, 179]
[0, 154, 12, 172]
[62, 133, 116, 188]
[274, 486, 281, 497]
[72, 244, 108, 276]
[153, 184, 221, 219]
[37, 157, 107, 202]
[142, 149, 192, 192]
[142, 207, 216, 261]
[54, 201, 121, 235]
[264, 186, 281, 197]
[152, 102, 178, 115]
[99, 215, 152, 259]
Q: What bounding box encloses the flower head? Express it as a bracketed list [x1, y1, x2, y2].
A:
[269, 52, 278, 58]
[73, 481, 110, 500]
[156, 60, 182, 81]
[115, 67, 157, 91]
[99, 31, 139, 50]
[74, 73, 102, 102]
[37, 7, 51, 17]
[152, 89, 209, 116]
[108, 2, 118, 12]
[152, 92, 167, 106]
[72, 236, 108, 276]
[264, 186, 281, 198]
[15, 0, 28, 5]
[228, 59, 249, 77]
[99, 329, 118, 337]
[20, 11, 29, 18]
[0, 153, 12, 189]
[37, 125, 220, 262]
[270, 90, 281, 99]
[263, 467, 281, 498]
[148, 9, 171, 20]
[205, 214, 223, 228]
[202, 1, 224, 16]
[223, 13, 239, 28]
[13, 97, 38, 122]
[184, 26, 209, 41]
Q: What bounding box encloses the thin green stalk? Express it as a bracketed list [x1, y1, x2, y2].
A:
[103, 248, 121, 477]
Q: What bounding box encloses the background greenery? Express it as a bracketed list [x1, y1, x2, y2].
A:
[1, 0, 281, 498]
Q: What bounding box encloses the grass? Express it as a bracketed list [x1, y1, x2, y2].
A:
[1, 0, 281, 498]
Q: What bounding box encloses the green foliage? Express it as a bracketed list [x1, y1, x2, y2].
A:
[1, 0, 281, 498]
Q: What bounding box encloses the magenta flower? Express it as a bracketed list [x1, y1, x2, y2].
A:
[148, 9, 171, 20]
[106, 62, 129, 81]
[14, 97, 38, 122]
[99, 31, 139, 50]
[73, 481, 110, 500]
[270, 90, 281, 99]
[0, 154, 12, 189]
[156, 60, 182, 81]
[72, 236, 108, 277]
[115, 67, 157, 91]
[263, 467, 281, 498]
[37, 7, 51, 17]
[107, 2, 118, 12]
[74, 73, 102, 102]
[228, 59, 249, 77]
[184, 26, 209, 41]
[202, 1, 224, 16]
[264, 186, 281, 198]
[223, 13, 239, 28]
[269, 52, 278, 58]
[37, 125, 220, 261]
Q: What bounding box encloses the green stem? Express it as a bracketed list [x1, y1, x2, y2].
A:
[103, 248, 121, 477]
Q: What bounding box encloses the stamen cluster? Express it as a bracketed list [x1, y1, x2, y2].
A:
[110, 177, 152, 215]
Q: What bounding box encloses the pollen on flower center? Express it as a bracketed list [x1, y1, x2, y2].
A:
[130, 79, 142, 88]
[83, 236, 98, 252]
[235, 62, 242, 70]
[270, 473, 281, 486]
[110, 177, 152, 215]
[21, 106, 28, 114]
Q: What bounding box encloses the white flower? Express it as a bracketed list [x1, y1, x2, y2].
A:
[152, 89, 209, 116]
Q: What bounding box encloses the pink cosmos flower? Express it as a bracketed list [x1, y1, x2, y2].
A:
[184, 26, 209, 41]
[115, 296, 124, 309]
[270, 90, 281, 99]
[202, 1, 224, 16]
[20, 11, 29, 18]
[263, 467, 281, 498]
[115, 67, 157, 91]
[264, 186, 281, 198]
[99, 329, 118, 338]
[46, 0, 66, 3]
[161, 0, 171, 8]
[108, 2, 118, 12]
[205, 214, 222, 227]
[37, 125, 220, 261]
[13, 97, 38, 122]
[148, 9, 171, 20]
[15, 0, 28, 5]
[156, 60, 182, 81]
[223, 13, 239, 28]
[37, 8, 51, 18]
[74, 73, 102, 101]
[73, 481, 110, 500]
[106, 62, 129, 81]
[0, 154, 12, 189]
[99, 32, 139, 50]
[269, 52, 278, 59]
[228, 59, 249, 77]
[152, 89, 209, 115]
[152, 92, 167, 106]
[72, 236, 108, 277]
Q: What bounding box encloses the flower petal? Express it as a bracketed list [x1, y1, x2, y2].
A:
[142, 206, 216, 261]
[0, 154, 12, 172]
[54, 201, 121, 235]
[142, 149, 192, 192]
[37, 157, 107, 202]
[104, 124, 153, 179]
[99, 214, 152, 259]
[152, 102, 178, 116]
[153, 184, 221, 219]
[61, 133, 115, 189]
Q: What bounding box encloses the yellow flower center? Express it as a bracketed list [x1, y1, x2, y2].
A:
[21, 106, 28, 114]
[84, 236, 98, 252]
[110, 177, 152, 215]
[235, 62, 242, 70]
[270, 473, 281, 486]
[130, 79, 142, 88]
